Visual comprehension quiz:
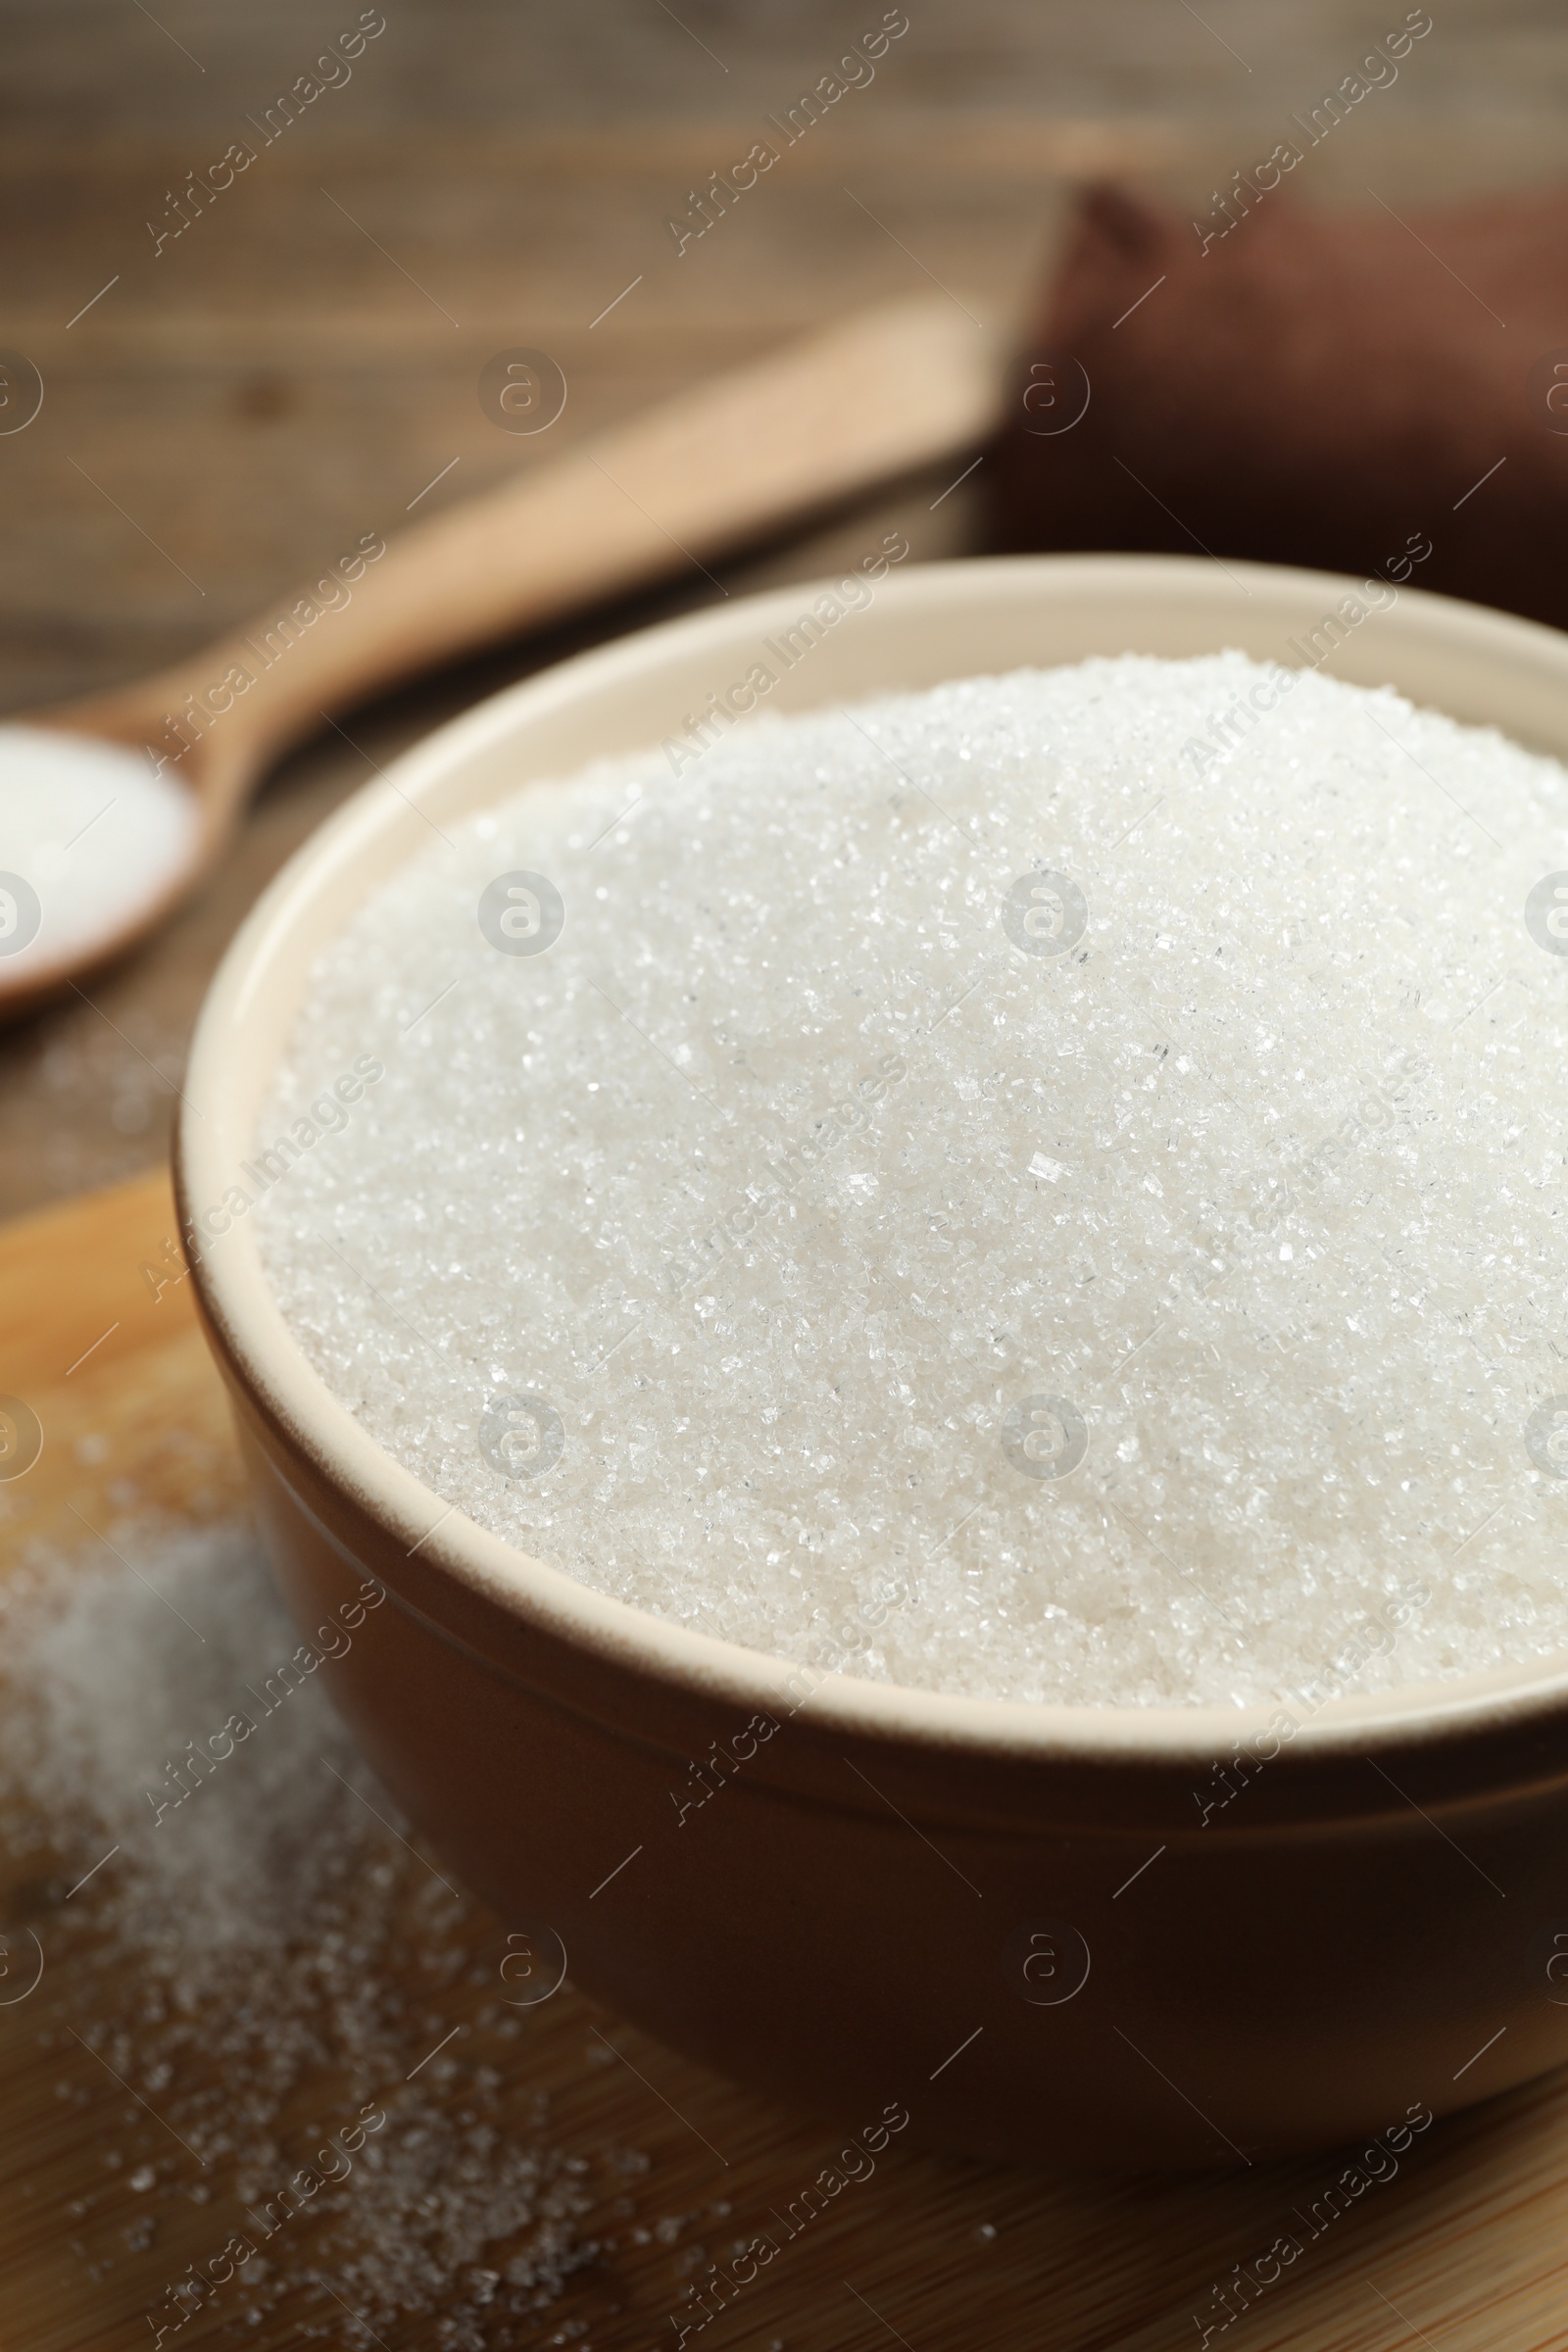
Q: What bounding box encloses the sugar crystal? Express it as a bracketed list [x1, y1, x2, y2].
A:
[0, 725, 197, 988]
[0, 1520, 592, 2342]
[254, 656, 1568, 1707]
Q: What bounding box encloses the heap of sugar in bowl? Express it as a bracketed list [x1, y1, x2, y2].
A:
[253, 653, 1568, 1709]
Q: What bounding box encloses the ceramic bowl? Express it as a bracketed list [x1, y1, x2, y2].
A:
[177, 555, 1568, 2165]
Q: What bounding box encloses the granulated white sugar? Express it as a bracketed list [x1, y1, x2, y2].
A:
[252, 652, 1568, 1708]
[0, 725, 198, 989]
[0, 1519, 595, 2346]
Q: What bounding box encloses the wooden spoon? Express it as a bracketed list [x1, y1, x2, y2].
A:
[2, 295, 1004, 1021]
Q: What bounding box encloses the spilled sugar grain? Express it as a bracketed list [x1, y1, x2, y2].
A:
[0, 1518, 595, 2347]
[253, 653, 1568, 1709]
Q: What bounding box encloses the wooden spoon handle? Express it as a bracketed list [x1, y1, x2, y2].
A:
[115, 296, 1003, 823]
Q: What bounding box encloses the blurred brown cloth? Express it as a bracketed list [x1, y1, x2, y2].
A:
[990, 179, 1568, 629]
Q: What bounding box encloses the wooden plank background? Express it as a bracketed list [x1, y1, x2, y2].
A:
[3, 0, 1568, 1216]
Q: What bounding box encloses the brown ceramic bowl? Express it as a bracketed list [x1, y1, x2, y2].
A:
[177, 556, 1568, 2167]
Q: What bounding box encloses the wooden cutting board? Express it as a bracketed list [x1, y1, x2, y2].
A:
[4, 1171, 1568, 2352]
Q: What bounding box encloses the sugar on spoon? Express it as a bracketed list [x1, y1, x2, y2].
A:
[0, 297, 1003, 1022]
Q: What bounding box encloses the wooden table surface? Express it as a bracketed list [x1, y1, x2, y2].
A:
[8, 10, 1568, 2346]
[4, 0, 1568, 1218]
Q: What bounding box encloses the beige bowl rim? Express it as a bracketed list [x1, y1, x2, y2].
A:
[176, 552, 1568, 1766]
